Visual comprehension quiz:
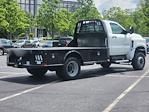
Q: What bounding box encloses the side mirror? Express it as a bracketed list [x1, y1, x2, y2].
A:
[129, 26, 134, 34]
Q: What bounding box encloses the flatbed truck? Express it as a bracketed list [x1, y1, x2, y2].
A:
[7, 20, 147, 80]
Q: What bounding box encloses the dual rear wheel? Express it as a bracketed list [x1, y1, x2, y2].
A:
[27, 57, 81, 80]
[56, 57, 80, 80]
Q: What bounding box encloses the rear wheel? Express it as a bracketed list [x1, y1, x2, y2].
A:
[132, 52, 145, 70]
[0, 49, 4, 55]
[101, 62, 111, 69]
[27, 67, 47, 77]
[56, 57, 80, 80]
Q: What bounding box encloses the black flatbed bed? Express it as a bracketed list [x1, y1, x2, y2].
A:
[7, 46, 108, 68]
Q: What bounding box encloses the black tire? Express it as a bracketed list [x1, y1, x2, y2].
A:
[132, 52, 145, 70]
[101, 62, 111, 68]
[56, 57, 80, 80]
[27, 67, 47, 77]
[0, 49, 4, 55]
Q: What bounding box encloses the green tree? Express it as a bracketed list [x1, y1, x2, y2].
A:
[55, 9, 72, 36]
[0, 8, 8, 30]
[36, 0, 59, 39]
[103, 7, 135, 29]
[141, 0, 149, 19]
[132, 8, 148, 35]
[0, 7, 9, 38]
[138, 0, 149, 36]
[74, 0, 101, 21]
[67, 0, 101, 36]
[0, 0, 30, 38]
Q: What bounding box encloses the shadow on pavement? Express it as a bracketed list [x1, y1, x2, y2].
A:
[0, 66, 134, 85]
[79, 66, 134, 79]
[0, 72, 61, 85]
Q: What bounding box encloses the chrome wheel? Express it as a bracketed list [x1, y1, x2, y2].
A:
[56, 57, 81, 80]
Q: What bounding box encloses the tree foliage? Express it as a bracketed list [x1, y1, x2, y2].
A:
[0, 8, 8, 30]
[0, 0, 30, 38]
[139, 0, 149, 35]
[75, 0, 101, 21]
[132, 8, 148, 34]
[55, 9, 72, 36]
[36, 0, 60, 38]
[103, 1, 149, 36]
[36, 0, 101, 37]
[103, 7, 135, 29]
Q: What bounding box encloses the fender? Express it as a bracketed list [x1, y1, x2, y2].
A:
[127, 46, 146, 60]
[64, 50, 83, 65]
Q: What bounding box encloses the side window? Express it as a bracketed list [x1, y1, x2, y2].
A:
[110, 23, 124, 34]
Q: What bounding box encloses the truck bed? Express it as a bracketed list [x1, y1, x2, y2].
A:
[7, 47, 108, 68]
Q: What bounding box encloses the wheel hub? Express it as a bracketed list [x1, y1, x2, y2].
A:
[138, 56, 144, 66]
[67, 61, 79, 77]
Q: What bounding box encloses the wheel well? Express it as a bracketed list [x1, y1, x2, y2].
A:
[135, 47, 146, 56]
[65, 52, 83, 65]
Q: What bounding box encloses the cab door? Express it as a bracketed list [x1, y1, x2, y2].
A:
[109, 22, 130, 56]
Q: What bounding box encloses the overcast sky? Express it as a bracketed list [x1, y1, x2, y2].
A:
[93, 0, 140, 13]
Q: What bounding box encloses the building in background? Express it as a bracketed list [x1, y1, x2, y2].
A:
[17, 0, 50, 16]
[17, 0, 81, 38]
[59, 0, 80, 12]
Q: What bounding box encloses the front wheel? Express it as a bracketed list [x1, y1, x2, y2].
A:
[56, 57, 80, 80]
[27, 67, 47, 77]
[132, 52, 145, 70]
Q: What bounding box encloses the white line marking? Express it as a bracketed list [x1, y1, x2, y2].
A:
[102, 70, 149, 112]
[0, 72, 29, 79]
[0, 81, 58, 102]
[0, 74, 26, 79]
[0, 75, 18, 79]
[105, 75, 149, 78]
[0, 72, 27, 75]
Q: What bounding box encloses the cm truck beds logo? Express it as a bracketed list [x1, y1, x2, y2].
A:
[35, 55, 43, 64]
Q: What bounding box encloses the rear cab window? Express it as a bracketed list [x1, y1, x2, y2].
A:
[76, 20, 104, 34]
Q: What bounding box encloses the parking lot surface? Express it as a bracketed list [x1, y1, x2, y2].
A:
[0, 55, 149, 112]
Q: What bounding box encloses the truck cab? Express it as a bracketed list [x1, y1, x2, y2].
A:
[102, 20, 146, 60]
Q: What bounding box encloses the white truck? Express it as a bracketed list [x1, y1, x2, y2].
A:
[7, 19, 147, 80]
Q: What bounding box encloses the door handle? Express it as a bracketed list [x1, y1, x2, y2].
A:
[112, 36, 117, 38]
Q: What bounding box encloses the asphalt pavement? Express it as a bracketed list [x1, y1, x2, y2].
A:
[0, 55, 149, 112]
